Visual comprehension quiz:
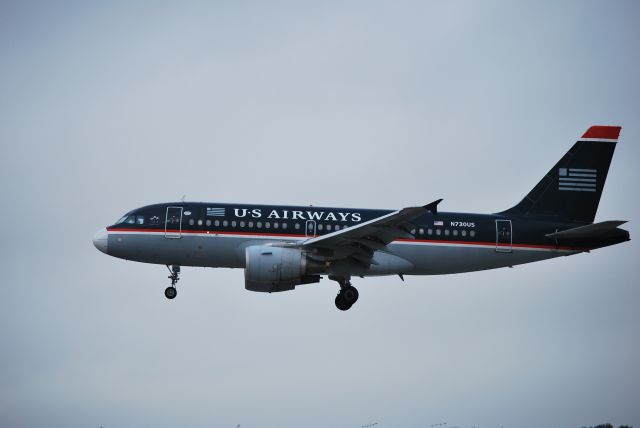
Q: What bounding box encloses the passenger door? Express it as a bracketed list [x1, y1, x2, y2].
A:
[165, 206, 183, 239]
[495, 219, 512, 252]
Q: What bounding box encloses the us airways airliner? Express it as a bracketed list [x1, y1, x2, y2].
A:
[93, 126, 629, 310]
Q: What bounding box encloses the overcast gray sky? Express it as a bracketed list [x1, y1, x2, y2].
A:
[1, 1, 639, 427]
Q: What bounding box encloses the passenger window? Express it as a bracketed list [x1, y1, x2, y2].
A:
[188, 219, 195, 226]
[206, 219, 211, 226]
[231, 221, 236, 227]
[248, 221, 254, 228]
[136, 216, 144, 225]
[282, 223, 288, 229]
[444, 230, 450, 236]
[274, 222, 279, 229]
[453, 230, 458, 237]
[318, 224, 323, 231]
[461, 230, 467, 237]
[470, 230, 476, 238]
[295, 223, 300, 230]
[436, 229, 441, 236]
[223, 220, 228, 227]
[327, 225, 332, 231]
[214, 220, 220, 227]
[265, 222, 271, 229]
[197, 219, 203, 226]
[419, 228, 424, 235]
[428, 228, 433, 235]
[240, 221, 246, 227]
[257, 221, 262, 228]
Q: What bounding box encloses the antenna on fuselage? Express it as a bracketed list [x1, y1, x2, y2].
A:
[180, 194, 186, 202]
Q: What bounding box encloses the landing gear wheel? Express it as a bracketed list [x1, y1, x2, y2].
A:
[335, 295, 351, 311]
[164, 265, 180, 300]
[329, 276, 360, 311]
[164, 286, 177, 299]
[341, 285, 359, 305]
[334, 284, 359, 311]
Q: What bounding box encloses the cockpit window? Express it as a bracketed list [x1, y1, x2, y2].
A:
[115, 212, 156, 226]
[113, 209, 164, 227]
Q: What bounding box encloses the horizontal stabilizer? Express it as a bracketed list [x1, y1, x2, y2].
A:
[545, 220, 627, 240]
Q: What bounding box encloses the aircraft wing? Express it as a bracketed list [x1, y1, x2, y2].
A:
[299, 199, 442, 265]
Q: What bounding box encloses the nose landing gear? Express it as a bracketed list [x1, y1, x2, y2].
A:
[331, 276, 359, 311]
[165, 265, 180, 299]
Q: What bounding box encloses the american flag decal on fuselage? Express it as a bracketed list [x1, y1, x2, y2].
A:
[558, 168, 597, 192]
[206, 207, 226, 216]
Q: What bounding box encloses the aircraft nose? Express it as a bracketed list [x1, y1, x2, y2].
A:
[93, 228, 108, 254]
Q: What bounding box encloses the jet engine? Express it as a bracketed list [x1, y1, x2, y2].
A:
[244, 245, 321, 292]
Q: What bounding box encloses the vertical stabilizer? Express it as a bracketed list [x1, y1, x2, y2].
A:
[498, 126, 621, 223]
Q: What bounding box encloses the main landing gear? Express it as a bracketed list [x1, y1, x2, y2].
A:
[331, 276, 359, 311]
[165, 265, 180, 299]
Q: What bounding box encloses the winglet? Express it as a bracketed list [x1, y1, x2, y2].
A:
[423, 199, 443, 215]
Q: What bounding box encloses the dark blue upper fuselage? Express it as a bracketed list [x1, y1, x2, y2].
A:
[106, 202, 627, 250]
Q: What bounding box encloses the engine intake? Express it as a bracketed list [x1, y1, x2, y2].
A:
[244, 245, 321, 292]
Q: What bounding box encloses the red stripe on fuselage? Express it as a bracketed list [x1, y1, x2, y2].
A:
[107, 227, 308, 238]
[396, 238, 580, 251]
[106, 228, 583, 251]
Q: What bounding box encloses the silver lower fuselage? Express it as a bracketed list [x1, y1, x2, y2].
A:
[103, 230, 576, 276]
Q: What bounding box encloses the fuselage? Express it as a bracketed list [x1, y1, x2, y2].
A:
[95, 201, 626, 276]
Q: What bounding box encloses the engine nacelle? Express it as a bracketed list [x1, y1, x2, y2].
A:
[245, 245, 320, 292]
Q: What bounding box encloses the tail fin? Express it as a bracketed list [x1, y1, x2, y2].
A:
[499, 125, 621, 223]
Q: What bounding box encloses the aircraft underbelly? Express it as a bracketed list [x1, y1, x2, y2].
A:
[108, 233, 247, 268]
[390, 243, 568, 275]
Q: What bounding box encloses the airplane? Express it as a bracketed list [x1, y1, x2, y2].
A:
[93, 125, 630, 311]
